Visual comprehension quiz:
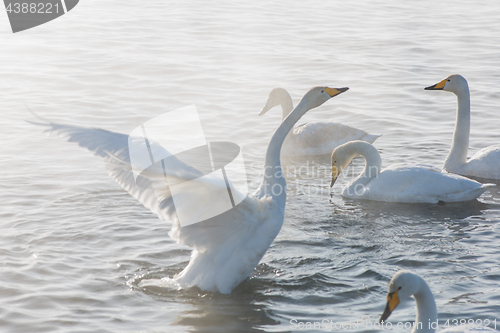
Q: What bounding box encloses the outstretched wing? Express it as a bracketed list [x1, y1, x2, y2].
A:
[31, 119, 249, 246]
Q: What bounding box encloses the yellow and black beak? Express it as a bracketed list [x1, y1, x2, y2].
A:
[425, 79, 447, 90]
[324, 87, 349, 98]
[379, 290, 400, 322]
[330, 176, 337, 187]
[330, 165, 340, 187]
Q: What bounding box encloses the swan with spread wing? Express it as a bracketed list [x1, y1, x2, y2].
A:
[32, 86, 348, 294]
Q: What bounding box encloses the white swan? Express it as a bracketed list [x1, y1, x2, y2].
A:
[330, 141, 492, 203]
[259, 87, 380, 156]
[380, 270, 496, 332]
[32, 86, 348, 294]
[425, 74, 500, 179]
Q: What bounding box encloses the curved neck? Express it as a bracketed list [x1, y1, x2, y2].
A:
[412, 277, 438, 333]
[279, 92, 294, 121]
[346, 142, 382, 192]
[257, 98, 310, 204]
[445, 87, 470, 170]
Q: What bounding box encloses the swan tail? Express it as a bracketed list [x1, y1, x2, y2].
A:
[440, 185, 492, 202]
[360, 133, 382, 144]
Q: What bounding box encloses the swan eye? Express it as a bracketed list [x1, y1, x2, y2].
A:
[321, 90, 324, 93]
[447, 79, 450, 82]
[398, 286, 402, 290]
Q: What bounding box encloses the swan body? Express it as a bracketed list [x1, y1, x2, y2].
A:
[425, 74, 500, 179]
[330, 141, 492, 203]
[32, 86, 348, 294]
[380, 270, 495, 332]
[259, 87, 380, 156]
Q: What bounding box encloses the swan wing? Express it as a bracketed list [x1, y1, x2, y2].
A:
[285, 121, 379, 156]
[34, 121, 254, 241]
[35, 120, 283, 293]
[360, 164, 489, 203]
[135, 151, 282, 293]
[466, 145, 500, 179]
[31, 122, 180, 220]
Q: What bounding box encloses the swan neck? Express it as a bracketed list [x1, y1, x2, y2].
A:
[280, 94, 294, 121]
[412, 277, 438, 333]
[259, 99, 310, 202]
[349, 143, 382, 190]
[445, 87, 470, 170]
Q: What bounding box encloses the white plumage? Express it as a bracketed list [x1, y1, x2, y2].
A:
[259, 87, 380, 156]
[330, 141, 492, 203]
[32, 86, 348, 294]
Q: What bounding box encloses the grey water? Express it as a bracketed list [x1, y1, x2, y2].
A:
[1, 0, 500, 332]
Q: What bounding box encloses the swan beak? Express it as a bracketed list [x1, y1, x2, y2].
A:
[330, 165, 339, 187]
[259, 103, 272, 116]
[330, 176, 337, 187]
[259, 106, 270, 116]
[379, 290, 400, 323]
[425, 79, 447, 90]
[259, 96, 276, 116]
[324, 87, 349, 98]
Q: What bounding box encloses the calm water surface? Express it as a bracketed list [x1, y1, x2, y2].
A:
[1, 1, 500, 332]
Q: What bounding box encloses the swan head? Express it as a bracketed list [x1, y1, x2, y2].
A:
[259, 87, 290, 116]
[330, 141, 362, 187]
[424, 74, 469, 95]
[379, 270, 421, 322]
[299, 86, 349, 112]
